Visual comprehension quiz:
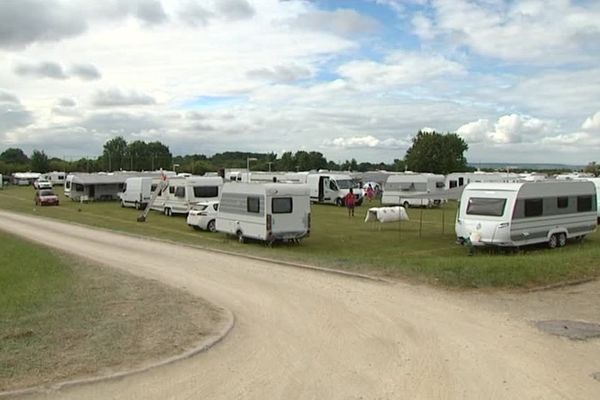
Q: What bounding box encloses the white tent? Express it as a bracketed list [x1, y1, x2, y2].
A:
[364, 206, 409, 223]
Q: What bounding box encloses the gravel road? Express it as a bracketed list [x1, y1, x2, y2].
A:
[2, 211, 600, 399]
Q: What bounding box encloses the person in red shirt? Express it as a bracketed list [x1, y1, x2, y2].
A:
[344, 188, 356, 217]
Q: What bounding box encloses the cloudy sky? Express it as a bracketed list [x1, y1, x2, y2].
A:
[1, 0, 599, 165]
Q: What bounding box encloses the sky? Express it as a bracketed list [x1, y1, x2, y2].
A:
[1, 0, 599, 165]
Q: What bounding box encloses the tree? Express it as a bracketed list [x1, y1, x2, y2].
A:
[102, 136, 128, 171]
[404, 131, 468, 174]
[583, 161, 599, 176]
[0, 147, 29, 164]
[31, 150, 50, 173]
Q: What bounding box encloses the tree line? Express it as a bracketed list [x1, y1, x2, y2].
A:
[8, 131, 591, 177]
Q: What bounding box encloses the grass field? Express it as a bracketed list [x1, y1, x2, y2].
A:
[1, 185, 599, 288]
[0, 230, 223, 392]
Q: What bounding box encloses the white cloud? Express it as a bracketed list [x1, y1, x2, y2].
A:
[427, 0, 600, 63]
[323, 135, 407, 149]
[337, 53, 464, 88]
[457, 114, 554, 144]
[292, 8, 379, 37]
[582, 111, 600, 132]
[91, 89, 157, 107]
[420, 126, 436, 133]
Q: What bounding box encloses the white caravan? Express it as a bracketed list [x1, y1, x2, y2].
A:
[571, 177, 600, 222]
[151, 176, 223, 215]
[445, 171, 520, 190]
[42, 171, 66, 186]
[216, 182, 311, 243]
[456, 181, 597, 248]
[304, 172, 363, 206]
[381, 173, 446, 207]
[120, 177, 153, 209]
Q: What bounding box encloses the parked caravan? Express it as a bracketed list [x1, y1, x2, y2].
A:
[42, 171, 66, 186]
[120, 177, 153, 209]
[12, 172, 41, 186]
[305, 172, 363, 206]
[381, 173, 445, 207]
[572, 177, 600, 222]
[0, 174, 3, 189]
[216, 182, 311, 243]
[455, 181, 597, 248]
[151, 176, 223, 215]
[445, 172, 520, 190]
[65, 173, 127, 201]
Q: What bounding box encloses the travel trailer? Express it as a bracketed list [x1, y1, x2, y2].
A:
[151, 176, 223, 215]
[381, 173, 446, 207]
[216, 182, 311, 243]
[65, 173, 128, 201]
[455, 181, 597, 248]
[445, 172, 520, 190]
[120, 177, 153, 209]
[304, 172, 363, 206]
[42, 171, 67, 186]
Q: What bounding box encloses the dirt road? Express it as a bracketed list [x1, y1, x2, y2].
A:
[2, 211, 600, 399]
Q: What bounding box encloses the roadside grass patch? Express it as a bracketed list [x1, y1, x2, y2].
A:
[1, 185, 599, 288]
[0, 231, 224, 392]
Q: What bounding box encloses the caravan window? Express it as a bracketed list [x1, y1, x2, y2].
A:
[272, 198, 292, 214]
[577, 195, 593, 212]
[74, 183, 84, 191]
[174, 187, 185, 198]
[193, 186, 218, 198]
[524, 198, 543, 217]
[169, 186, 175, 194]
[247, 196, 260, 213]
[65, 181, 71, 189]
[458, 177, 464, 186]
[557, 197, 569, 209]
[466, 197, 506, 217]
[436, 181, 445, 189]
[151, 184, 157, 192]
[449, 180, 457, 189]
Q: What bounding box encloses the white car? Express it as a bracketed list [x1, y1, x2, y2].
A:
[34, 179, 52, 189]
[186, 201, 219, 232]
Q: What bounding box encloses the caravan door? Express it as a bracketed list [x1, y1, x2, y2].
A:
[318, 176, 329, 202]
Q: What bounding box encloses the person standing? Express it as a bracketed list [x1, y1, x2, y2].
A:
[366, 184, 374, 202]
[344, 188, 356, 217]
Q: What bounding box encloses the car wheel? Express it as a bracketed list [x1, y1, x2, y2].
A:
[192, 225, 201, 231]
[164, 208, 172, 216]
[207, 220, 216, 232]
[557, 232, 567, 247]
[548, 234, 558, 249]
[237, 230, 245, 244]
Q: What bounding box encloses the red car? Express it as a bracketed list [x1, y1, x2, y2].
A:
[35, 189, 59, 206]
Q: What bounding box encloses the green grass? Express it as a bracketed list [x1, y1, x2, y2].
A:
[0, 230, 223, 391]
[1, 185, 599, 288]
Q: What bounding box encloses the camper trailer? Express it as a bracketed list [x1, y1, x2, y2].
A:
[304, 172, 363, 206]
[64, 173, 128, 201]
[42, 171, 66, 186]
[120, 177, 153, 209]
[151, 176, 223, 215]
[381, 173, 446, 207]
[456, 181, 597, 248]
[216, 182, 311, 243]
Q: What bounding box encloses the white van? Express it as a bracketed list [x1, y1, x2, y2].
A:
[305, 172, 363, 206]
[456, 181, 597, 248]
[42, 171, 66, 186]
[151, 176, 223, 216]
[381, 173, 446, 207]
[120, 177, 153, 209]
[216, 182, 311, 243]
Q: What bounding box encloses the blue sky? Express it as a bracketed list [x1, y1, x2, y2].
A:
[0, 0, 599, 165]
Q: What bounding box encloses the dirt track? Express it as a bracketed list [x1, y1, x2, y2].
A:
[2, 211, 600, 399]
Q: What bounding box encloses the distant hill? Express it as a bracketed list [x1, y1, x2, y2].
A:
[469, 163, 584, 171]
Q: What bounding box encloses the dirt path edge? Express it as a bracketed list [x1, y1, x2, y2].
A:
[0, 309, 235, 399]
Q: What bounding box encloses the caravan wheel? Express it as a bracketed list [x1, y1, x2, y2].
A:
[548, 234, 558, 249]
[164, 207, 172, 216]
[236, 230, 245, 244]
[558, 233, 567, 247]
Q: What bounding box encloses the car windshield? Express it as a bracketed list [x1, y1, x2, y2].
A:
[40, 190, 55, 196]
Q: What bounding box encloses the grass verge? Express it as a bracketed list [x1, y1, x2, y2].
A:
[0, 230, 224, 392]
[1, 185, 599, 288]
